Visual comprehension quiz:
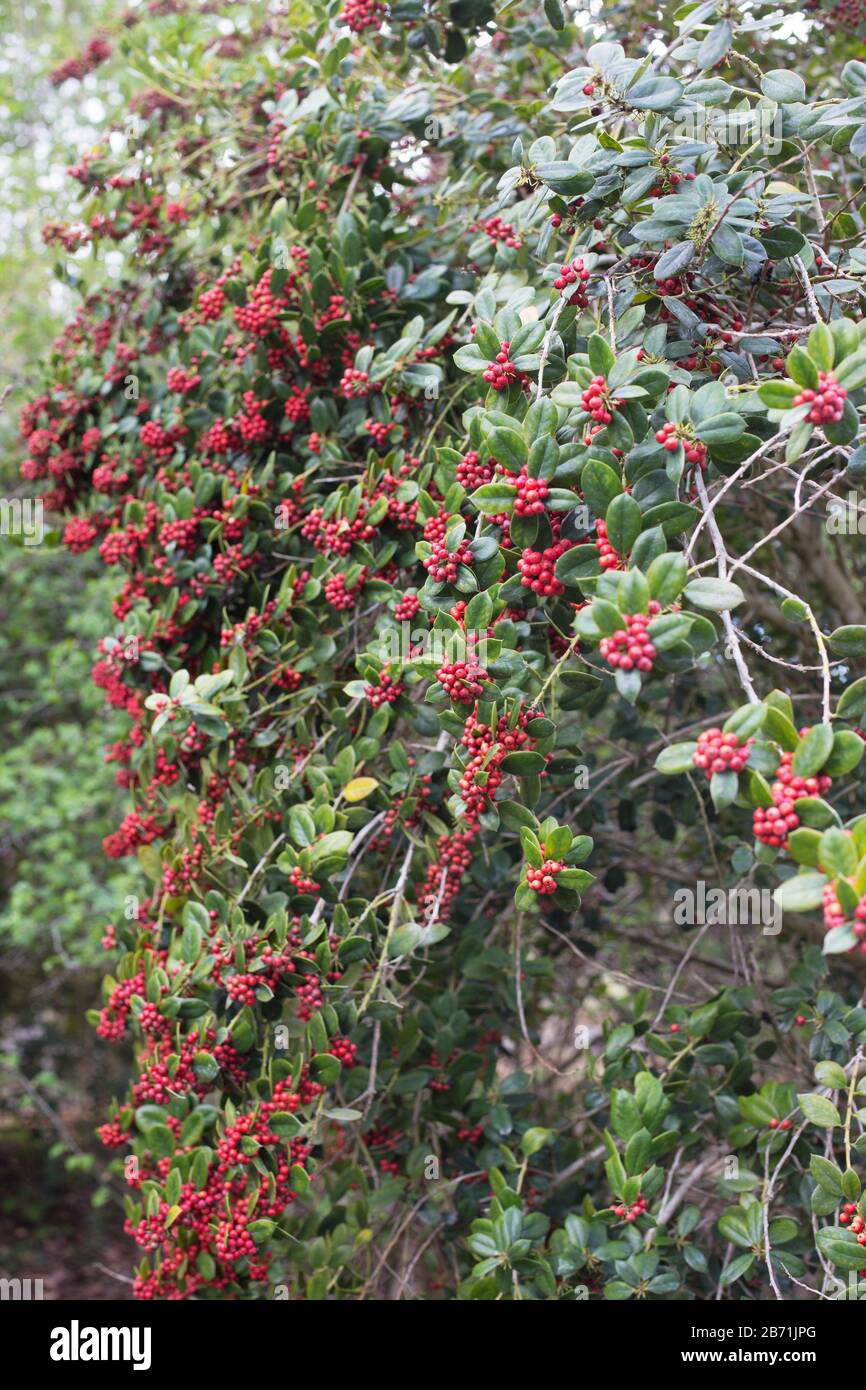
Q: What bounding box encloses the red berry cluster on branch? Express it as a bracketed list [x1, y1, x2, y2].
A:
[581, 375, 619, 424]
[594, 519, 621, 571]
[342, 0, 387, 33]
[553, 257, 591, 305]
[792, 371, 847, 424]
[656, 420, 707, 468]
[517, 538, 571, 596]
[612, 1194, 648, 1223]
[752, 744, 833, 849]
[514, 468, 548, 516]
[599, 604, 662, 673]
[483, 341, 525, 391]
[692, 728, 753, 779]
[527, 859, 565, 894]
[437, 659, 488, 705]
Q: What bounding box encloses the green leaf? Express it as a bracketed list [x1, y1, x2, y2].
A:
[591, 599, 626, 636]
[310, 1053, 341, 1084]
[809, 322, 835, 373]
[791, 723, 834, 778]
[646, 551, 687, 604]
[773, 872, 828, 912]
[825, 731, 865, 777]
[588, 333, 615, 378]
[289, 805, 317, 847]
[757, 379, 800, 411]
[817, 1226, 866, 1270]
[768, 1217, 798, 1244]
[787, 346, 820, 390]
[694, 412, 745, 446]
[697, 20, 732, 70]
[581, 459, 622, 516]
[488, 427, 527, 472]
[521, 1126, 554, 1157]
[180, 917, 203, 963]
[761, 70, 807, 102]
[719, 1252, 756, 1285]
[543, 0, 565, 30]
[836, 347, 866, 390]
[654, 741, 697, 774]
[474, 322, 500, 359]
[819, 827, 857, 877]
[710, 770, 738, 811]
[309, 830, 354, 864]
[723, 702, 767, 739]
[759, 226, 806, 261]
[453, 344, 491, 373]
[626, 76, 684, 110]
[810, 1154, 844, 1194]
[536, 162, 595, 196]
[500, 750, 547, 775]
[610, 1088, 643, 1140]
[469, 481, 517, 514]
[604, 493, 642, 555]
[654, 241, 695, 280]
[684, 577, 745, 611]
[717, 1208, 755, 1248]
[815, 1060, 848, 1089]
[616, 569, 649, 616]
[797, 1093, 841, 1127]
[829, 625, 866, 657]
[824, 924, 858, 954]
[838, 677, 866, 720]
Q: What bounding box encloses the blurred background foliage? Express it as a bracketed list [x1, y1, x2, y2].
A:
[0, 0, 137, 1296]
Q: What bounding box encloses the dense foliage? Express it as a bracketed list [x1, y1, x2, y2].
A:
[16, 0, 866, 1299]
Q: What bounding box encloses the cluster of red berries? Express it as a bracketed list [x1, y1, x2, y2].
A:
[423, 534, 473, 585]
[50, 34, 112, 85]
[233, 268, 289, 338]
[656, 420, 707, 468]
[752, 745, 833, 849]
[839, 1203, 866, 1242]
[517, 538, 571, 596]
[822, 883, 866, 954]
[514, 468, 549, 516]
[459, 708, 541, 820]
[328, 1038, 359, 1068]
[338, 366, 374, 398]
[808, 0, 866, 31]
[364, 670, 404, 707]
[366, 418, 394, 449]
[792, 371, 847, 425]
[288, 865, 320, 894]
[479, 215, 521, 250]
[612, 1195, 648, 1223]
[483, 342, 524, 391]
[594, 519, 621, 570]
[553, 257, 591, 305]
[581, 375, 618, 424]
[647, 154, 689, 198]
[456, 449, 496, 490]
[527, 859, 565, 894]
[341, 0, 387, 33]
[767, 1118, 792, 1132]
[436, 659, 488, 705]
[599, 603, 662, 673]
[324, 569, 367, 611]
[692, 728, 753, 779]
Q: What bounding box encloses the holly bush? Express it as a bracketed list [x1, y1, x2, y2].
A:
[19, 0, 866, 1300]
